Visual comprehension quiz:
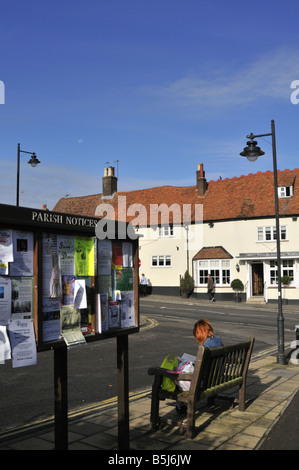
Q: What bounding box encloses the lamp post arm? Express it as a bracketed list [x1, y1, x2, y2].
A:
[19, 149, 36, 155]
[246, 132, 272, 140]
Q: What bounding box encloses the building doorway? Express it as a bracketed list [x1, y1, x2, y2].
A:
[252, 263, 264, 296]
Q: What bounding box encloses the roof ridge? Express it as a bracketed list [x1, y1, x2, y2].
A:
[52, 167, 299, 220]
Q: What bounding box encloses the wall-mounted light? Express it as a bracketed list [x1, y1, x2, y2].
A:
[236, 263, 240, 272]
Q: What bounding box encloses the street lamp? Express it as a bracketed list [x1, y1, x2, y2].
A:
[240, 119, 286, 365]
[17, 143, 40, 206]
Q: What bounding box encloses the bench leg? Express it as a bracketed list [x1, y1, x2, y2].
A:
[238, 382, 246, 412]
[186, 401, 196, 439]
[150, 376, 162, 431]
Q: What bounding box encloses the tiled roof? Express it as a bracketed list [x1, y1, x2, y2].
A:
[52, 168, 299, 224]
[193, 246, 233, 260]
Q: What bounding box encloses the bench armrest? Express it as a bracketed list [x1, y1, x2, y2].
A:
[148, 367, 178, 378]
[147, 367, 193, 381]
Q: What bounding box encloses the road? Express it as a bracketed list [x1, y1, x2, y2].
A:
[0, 297, 297, 431]
[141, 298, 297, 353]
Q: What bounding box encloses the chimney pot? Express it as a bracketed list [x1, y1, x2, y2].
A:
[102, 166, 118, 198]
[196, 163, 207, 196]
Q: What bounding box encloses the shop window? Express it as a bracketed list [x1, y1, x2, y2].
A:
[257, 225, 287, 242]
[151, 255, 172, 267]
[196, 259, 230, 286]
[270, 259, 294, 285]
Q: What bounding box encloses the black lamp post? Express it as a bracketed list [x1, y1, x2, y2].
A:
[240, 120, 286, 365]
[17, 143, 40, 206]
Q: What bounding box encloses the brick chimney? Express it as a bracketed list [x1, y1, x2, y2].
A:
[196, 163, 207, 196]
[102, 166, 118, 198]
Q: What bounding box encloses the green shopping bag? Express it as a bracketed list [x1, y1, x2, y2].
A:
[160, 353, 178, 392]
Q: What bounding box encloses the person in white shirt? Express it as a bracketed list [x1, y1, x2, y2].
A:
[140, 273, 147, 296]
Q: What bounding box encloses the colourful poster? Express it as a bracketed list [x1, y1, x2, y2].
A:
[112, 243, 122, 269]
[75, 237, 94, 276]
[61, 275, 75, 305]
[114, 267, 134, 291]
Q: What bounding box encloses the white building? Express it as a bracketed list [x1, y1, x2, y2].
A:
[54, 164, 299, 304]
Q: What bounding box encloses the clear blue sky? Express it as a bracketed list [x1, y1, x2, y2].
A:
[1, 0, 299, 210]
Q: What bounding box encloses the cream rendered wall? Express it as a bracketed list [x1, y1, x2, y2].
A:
[137, 216, 299, 299]
[198, 216, 299, 299]
[258, 216, 299, 301]
[137, 224, 201, 289]
[195, 218, 257, 296]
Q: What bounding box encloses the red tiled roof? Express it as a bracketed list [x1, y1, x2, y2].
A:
[193, 246, 233, 260]
[52, 168, 299, 224]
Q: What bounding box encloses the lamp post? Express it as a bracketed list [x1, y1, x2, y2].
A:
[240, 119, 286, 365]
[17, 143, 40, 206]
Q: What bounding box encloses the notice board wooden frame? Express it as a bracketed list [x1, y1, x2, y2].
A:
[0, 203, 140, 449]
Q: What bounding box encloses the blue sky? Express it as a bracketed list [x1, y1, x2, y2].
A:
[1, 0, 299, 210]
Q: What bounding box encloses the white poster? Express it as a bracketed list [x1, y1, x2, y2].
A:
[0, 326, 11, 363]
[120, 291, 135, 328]
[122, 242, 133, 268]
[11, 278, 33, 319]
[42, 233, 61, 298]
[0, 230, 13, 263]
[0, 262, 8, 275]
[9, 231, 34, 276]
[96, 293, 108, 333]
[42, 298, 61, 342]
[74, 279, 87, 309]
[8, 319, 37, 368]
[57, 235, 75, 275]
[60, 305, 86, 347]
[108, 301, 120, 329]
[42, 233, 57, 256]
[97, 240, 112, 275]
[0, 277, 11, 325]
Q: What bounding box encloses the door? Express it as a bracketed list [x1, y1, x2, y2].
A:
[252, 263, 264, 295]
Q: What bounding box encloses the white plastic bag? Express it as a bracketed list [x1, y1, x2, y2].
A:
[175, 361, 194, 391]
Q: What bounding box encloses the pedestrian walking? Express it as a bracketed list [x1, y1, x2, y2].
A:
[207, 274, 215, 302]
[140, 273, 147, 296]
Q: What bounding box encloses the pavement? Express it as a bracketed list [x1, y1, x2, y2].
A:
[1, 295, 299, 451]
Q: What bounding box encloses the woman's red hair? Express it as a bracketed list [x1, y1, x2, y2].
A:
[193, 319, 214, 344]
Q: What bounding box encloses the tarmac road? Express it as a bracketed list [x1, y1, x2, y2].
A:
[1, 295, 298, 435]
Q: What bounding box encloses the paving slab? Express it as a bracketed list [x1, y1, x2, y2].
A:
[1, 352, 299, 451]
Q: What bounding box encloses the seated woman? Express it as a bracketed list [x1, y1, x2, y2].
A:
[193, 318, 223, 348]
[176, 319, 223, 414]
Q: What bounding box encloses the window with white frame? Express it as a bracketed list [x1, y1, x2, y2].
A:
[257, 225, 287, 242]
[269, 259, 294, 285]
[278, 186, 293, 198]
[151, 255, 172, 267]
[196, 259, 231, 285]
[158, 225, 174, 237]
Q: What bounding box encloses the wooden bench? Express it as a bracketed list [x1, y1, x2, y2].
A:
[148, 336, 255, 438]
